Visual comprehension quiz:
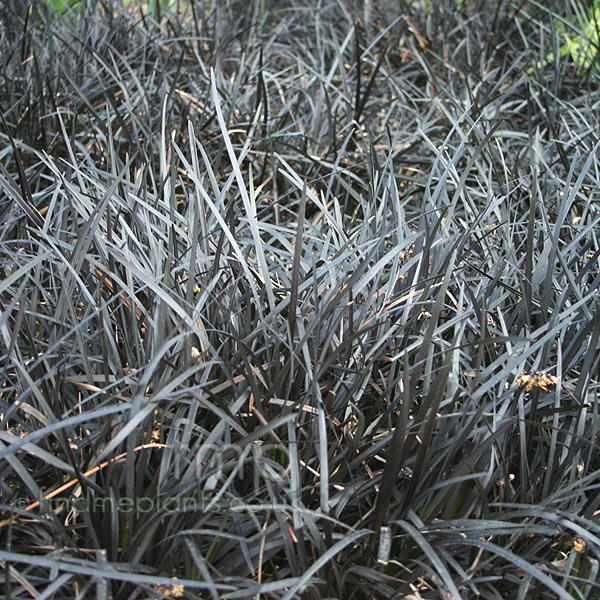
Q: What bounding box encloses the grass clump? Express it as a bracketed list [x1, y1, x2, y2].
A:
[0, 0, 599, 598]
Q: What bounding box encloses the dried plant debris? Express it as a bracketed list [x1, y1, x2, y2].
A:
[516, 372, 560, 392]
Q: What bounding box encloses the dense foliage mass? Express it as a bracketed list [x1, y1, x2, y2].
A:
[1, 0, 599, 598]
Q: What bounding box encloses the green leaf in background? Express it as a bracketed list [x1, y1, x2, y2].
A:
[42, 0, 175, 14]
[41, 0, 81, 11]
[534, 0, 600, 75]
[564, 0, 600, 72]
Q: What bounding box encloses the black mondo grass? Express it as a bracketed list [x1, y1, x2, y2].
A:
[1, 0, 600, 598]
